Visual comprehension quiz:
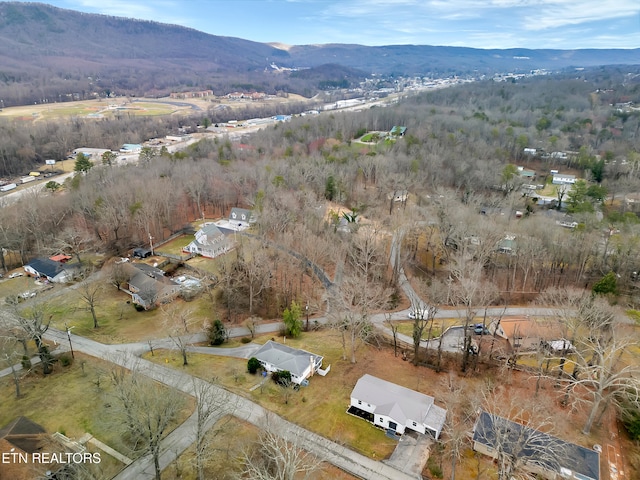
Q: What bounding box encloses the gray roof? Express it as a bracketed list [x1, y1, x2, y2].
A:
[229, 207, 253, 223]
[473, 411, 599, 480]
[193, 224, 225, 248]
[253, 340, 322, 378]
[351, 374, 446, 433]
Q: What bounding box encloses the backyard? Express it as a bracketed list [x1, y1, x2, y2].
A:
[0, 353, 194, 479]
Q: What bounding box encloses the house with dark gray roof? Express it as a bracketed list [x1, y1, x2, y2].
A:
[473, 411, 600, 480]
[122, 263, 179, 310]
[253, 340, 324, 385]
[23, 257, 80, 283]
[349, 374, 446, 439]
[0, 417, 67, 480]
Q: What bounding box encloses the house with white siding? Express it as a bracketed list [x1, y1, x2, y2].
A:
[348, 374, 446, 439]
[183, 224, 232, 258]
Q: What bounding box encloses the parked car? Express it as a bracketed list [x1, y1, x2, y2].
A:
[408, 305, 430, 319]
[19, 291, 36, 299]
[133, 248, 152, 258]
[474, 323, 490, 335]
[8, 272, 24, 279]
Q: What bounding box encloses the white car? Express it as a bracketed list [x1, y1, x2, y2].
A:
[19, 291, 36, 299]
[408, 306, 430, 319]
[8, 272, 24, 279]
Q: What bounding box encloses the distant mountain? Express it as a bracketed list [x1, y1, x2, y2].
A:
[0, 2, 638, 106]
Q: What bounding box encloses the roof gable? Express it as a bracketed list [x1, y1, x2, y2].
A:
[25, 257, 66, 278]
[253, 340, 322, 378]
[351, 374, 438, 425]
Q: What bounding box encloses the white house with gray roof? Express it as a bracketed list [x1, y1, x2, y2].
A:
[349, 374, 446, 439]
[229, 207, 254, 229]
[552, 173, 577, 185]
[183, 223, 232, 258]
[253, 340, 325, 385]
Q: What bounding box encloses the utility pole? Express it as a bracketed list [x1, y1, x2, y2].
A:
[65, 324, 75, 359]
[305, 302, 309, 332]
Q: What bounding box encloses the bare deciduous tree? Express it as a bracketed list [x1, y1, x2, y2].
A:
[191, 378, 235, 480]
[239, 415, 322, 480]
[109, 364, 186, 480]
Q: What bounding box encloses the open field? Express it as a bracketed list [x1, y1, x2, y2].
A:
[155, 234, 194, 256]
[0, 93, 313, 122]
[161, 416, 358, 480]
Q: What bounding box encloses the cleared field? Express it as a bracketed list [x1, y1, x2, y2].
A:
[0, 99, 179, 121]
[155, 234, 194, 255]
[161, 416, 358, 480]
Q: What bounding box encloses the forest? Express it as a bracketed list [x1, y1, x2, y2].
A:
[0, 66, 638, 300]
[1, 65, 640, 479]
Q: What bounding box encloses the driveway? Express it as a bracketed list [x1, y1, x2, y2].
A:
[37, 328, 418, 480]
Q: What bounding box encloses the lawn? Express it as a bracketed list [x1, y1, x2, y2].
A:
[143, 328, 434, 460]
[156, 234, 193, 255]
[395, 319, 445, 340]
[42, 279, 216, 344]
[0, 354, 193, 479]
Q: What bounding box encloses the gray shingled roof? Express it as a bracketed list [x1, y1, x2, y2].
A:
[473, 411, 599, 480]
[253, 340, 322, 379]
[351, 374, 446, 434]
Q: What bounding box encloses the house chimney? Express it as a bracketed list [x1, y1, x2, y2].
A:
[310, 355, 314, 377]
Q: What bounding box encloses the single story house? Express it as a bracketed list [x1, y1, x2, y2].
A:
[183, 223, 232, 259]
[491, 317, 564, 352]
[24, 257, 80, 283]
[552, 173, 577, 185]
[387, 190, 409, 202]
[349, 374, 447, 439]
[253, 340, 325, 385]
[517, 166, 536, 178]
[122, 263, 180, 310]
[229, 207, 255, 229]
[473, 411, 600, 480]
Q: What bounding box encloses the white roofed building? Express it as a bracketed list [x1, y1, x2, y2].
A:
[349, 374, 446, 439]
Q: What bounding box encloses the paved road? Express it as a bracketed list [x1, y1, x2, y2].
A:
[39, 329, 419, 480]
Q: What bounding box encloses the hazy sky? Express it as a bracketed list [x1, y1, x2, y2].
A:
[24, 0, 640, 49]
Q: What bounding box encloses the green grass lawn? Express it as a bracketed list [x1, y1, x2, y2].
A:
[156, 234, 194, 255]
[395, 320, 443, 340]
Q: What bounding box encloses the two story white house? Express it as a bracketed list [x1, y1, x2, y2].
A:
[183, 224, 232, 259]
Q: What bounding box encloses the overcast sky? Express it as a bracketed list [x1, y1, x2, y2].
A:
[25, 0, 640, 49]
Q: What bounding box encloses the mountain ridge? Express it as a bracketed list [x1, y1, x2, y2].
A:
[0, 2, 638, 106]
